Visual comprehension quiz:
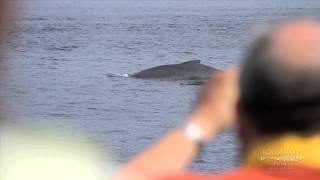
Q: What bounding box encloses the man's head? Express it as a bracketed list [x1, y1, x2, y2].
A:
[238, 19, 320, 141]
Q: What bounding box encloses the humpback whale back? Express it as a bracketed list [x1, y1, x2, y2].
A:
[132, 60, 217, 79]
[181, 60, 201, 65]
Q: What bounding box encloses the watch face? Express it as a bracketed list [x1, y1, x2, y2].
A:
[185, 123, 205, 143]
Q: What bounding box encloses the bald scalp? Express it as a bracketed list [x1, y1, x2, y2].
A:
[271, 19, 320, 70]
[239, 19, 320, 135]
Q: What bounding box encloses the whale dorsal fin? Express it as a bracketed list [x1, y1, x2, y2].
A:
[181, 60, 201, 65]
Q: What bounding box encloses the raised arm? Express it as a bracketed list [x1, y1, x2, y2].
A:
[114, 68, 239, 180]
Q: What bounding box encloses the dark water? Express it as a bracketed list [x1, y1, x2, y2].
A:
[1, 0, 319, 172]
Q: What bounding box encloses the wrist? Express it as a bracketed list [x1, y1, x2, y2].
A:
[188, 109, 222, 140]
[184, 122, 205, 143]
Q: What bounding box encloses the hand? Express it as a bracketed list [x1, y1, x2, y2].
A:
[189, 67, 239, 140]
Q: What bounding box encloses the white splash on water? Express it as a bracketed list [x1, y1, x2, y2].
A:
[107, 73, 130, 78]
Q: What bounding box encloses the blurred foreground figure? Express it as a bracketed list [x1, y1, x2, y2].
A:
[1, 125, 111, 180]
[116, 19, 320, 180]
[0, 1, 112, 179]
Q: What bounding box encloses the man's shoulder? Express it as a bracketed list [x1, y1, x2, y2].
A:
[159, 166, 320, 180]
[159, 168, 266, 180]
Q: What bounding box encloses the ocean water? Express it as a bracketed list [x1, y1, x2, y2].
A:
[1, 0, 319, 172]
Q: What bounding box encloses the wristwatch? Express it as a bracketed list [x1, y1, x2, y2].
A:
[184, 122, 205, 151]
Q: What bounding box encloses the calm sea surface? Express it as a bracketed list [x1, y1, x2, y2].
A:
[1, 0, 319, 172]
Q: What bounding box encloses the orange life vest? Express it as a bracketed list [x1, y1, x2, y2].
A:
[161, 134, 320, 180]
